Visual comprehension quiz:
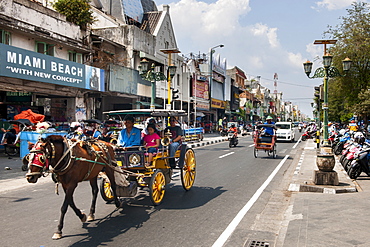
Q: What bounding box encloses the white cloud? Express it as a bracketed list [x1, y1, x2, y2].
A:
[251, 23, 279, 48]
[314, 0, 354, 10]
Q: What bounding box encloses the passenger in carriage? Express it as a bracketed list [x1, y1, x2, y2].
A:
[143, 124, 161, 167]
[164, 116, 184, 168]
[117, 115, 141, 149]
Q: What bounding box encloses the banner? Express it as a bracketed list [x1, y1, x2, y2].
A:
[0, 43, 105, 91]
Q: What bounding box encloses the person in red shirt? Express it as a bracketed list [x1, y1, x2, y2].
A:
[228, 123, 238, 138]
[143, 124, 161, 167]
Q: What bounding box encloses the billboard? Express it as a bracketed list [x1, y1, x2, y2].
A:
[0, 43, 105, 91]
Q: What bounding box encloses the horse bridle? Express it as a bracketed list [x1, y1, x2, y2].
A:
[25, 140, 55, 177]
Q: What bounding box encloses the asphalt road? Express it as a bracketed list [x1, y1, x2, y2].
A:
[0, 132, 302, 247]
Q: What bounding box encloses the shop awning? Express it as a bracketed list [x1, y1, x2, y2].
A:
[135, 101, 162, 107]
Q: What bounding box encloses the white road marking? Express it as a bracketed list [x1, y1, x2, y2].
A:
[248, 144, 255, 147]
[212, 155, 290, 247]
[171, 171, 180, 178]
[292, 138, 301, 149]
[218, 152, 234, 158]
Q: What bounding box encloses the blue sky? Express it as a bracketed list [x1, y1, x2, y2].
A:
[154, 0, 363, 118]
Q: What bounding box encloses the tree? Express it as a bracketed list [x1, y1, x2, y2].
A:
[53, 0, 95, 28]
[325, 2, 370, 122]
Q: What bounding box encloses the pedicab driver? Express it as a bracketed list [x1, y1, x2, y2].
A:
[117, 116, 141, 149]
[164, 116, 183, 168]
[262, 116, 276, 141]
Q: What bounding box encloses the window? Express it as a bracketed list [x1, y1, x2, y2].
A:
[35, 42, 54, 56]
[68, 51, 83, 63]
[0, 30, 11, 45]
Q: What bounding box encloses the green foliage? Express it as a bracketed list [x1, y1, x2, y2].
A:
[53, 0, 95, 27]
[238, 107, 246, 121]
[325, 2, 370, 121]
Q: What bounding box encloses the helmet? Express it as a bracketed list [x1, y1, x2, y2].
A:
[354, 132, 365, 144]
[328, 122, 332, 126]
[231, 124, 235, 127]
[266, 116, 273, 120]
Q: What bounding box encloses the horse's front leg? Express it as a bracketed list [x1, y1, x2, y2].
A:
[52, 183, 86, 240]
[87, 176, 98, 222]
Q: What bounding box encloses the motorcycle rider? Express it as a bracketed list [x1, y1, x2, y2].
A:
[228, 123, 238, 138]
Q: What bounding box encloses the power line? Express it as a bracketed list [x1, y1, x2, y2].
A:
[248, 74, 312, 88]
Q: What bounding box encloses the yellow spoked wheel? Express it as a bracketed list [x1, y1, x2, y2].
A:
[181, 148, 196, 191]
[149, 170, 166, 205]
[100, 177, 115, 203]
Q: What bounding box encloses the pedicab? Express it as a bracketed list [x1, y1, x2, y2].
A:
[253, 124, 277, 158]
[2, 119, 34, 156]
[100, 109, 197, 205]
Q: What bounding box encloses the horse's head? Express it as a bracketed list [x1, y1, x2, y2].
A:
[25, 136, 61, 183]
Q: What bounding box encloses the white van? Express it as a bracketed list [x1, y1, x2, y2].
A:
[275, 122, 295, 142]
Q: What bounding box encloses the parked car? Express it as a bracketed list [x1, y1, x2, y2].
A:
[275, 121, 295, 142]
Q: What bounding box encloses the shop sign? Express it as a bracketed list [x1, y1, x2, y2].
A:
[197, 75, 207, 81]
[212, 72, 225, 83]
[0, 43, 105, 91]
[193, 78, 209, 100]
[211, 98, 225, 109]
[196, 101, 210, 111]
[6, 91, 32, 102]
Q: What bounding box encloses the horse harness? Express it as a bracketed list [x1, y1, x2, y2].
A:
[27, 138, 115, 180]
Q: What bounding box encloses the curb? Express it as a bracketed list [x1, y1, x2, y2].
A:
[187, 137, 227, 148]
[288, 183, 357, 194]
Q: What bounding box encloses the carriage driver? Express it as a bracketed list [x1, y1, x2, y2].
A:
[117, 115, 141, 149]
[164, 116, 184, 168]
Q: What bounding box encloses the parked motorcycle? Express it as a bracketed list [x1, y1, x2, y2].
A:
[347, 147, 370, 179]
[228, 131, 238, 148]
[301, 130, 315, 141]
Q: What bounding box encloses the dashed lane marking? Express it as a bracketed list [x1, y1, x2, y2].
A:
[219, 152, 234, 159]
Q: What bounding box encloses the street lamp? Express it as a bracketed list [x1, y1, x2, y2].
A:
[209, 44, 224, 112]
[160, 48, 181, 110]
[303, 39, 352, 146]
[139, 59, 167, 110]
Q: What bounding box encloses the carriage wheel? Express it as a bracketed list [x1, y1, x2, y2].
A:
[254, 148, 258, 158]
[181, 148, 196, 191]
[100, 177, 115, 203]
[149, 169, 166, 206]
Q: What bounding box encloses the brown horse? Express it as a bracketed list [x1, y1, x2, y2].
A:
[25, 135, 121, 240]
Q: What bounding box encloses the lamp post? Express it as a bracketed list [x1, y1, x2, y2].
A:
[160, 48, 180, 110]
[303, 40, 352, 146]
[139, 59, 167, 110]
[209, 44, 224, 114]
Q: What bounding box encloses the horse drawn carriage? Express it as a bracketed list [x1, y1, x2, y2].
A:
[253, 124, 277, 158]
[24, 109, 196, 239]
[100, 109, 196, 205]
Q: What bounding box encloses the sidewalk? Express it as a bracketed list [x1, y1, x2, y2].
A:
[280, 139, 370, 247]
